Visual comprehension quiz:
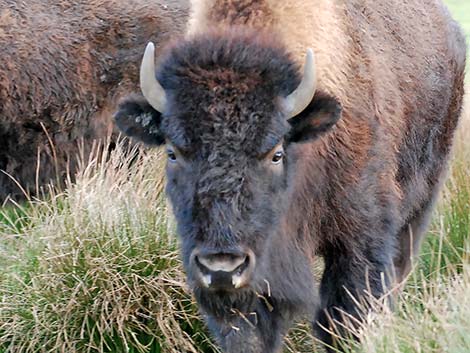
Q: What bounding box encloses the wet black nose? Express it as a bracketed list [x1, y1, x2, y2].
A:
[190, 249, 255, 290]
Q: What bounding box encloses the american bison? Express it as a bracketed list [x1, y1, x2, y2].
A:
[114, 0, 466, 351]
[0, 0, 188, 202]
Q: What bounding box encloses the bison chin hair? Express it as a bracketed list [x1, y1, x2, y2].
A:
[193, 277, 312, 353]
[193, 286, 260, 318]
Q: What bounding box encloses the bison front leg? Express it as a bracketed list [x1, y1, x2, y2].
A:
[314, 241, 395, 351]
[204, 301, 292, 353]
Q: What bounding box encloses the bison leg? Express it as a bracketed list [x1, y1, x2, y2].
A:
[314, 242, 395, 351]
[394, 183, 441, 284]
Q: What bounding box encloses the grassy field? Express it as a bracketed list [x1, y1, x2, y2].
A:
[0, 2, 469, 353]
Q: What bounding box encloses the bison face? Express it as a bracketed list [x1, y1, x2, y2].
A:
[115, 32, 341, 317]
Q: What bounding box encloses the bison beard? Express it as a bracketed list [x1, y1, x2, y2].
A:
[197, 290, 299, 353]
[113, 0, 466, 351]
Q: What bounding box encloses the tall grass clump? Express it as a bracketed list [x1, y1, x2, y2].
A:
[0, 142, 218, 353]
[335, 265, 470, 353]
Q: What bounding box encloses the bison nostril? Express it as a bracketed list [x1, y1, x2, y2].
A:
[196, 253, 247, 273]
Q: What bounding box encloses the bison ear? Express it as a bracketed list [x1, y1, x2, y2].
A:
[286, 91, 342, 144]
[114, 94, 164, 146]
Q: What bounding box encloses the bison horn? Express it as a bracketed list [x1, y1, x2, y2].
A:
[140, 42, 167, 113]
[281, 48, 317, 118]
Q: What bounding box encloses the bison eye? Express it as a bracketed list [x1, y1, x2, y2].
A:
[167, 148, 177, 162]
[272, 151, 284, 164]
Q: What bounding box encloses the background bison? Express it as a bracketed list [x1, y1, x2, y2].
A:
[0, 0, 188, 202]
[115, 0, 466, 352]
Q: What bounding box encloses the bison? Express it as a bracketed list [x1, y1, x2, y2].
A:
[114, 0, 466, 351]
[0, 0, 188, 202]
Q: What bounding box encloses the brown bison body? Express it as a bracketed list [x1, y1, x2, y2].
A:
[0, 0, 188, 201]
[115, 0, 466, 351]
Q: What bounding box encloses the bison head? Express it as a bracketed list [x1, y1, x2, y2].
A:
[115, 30, 341, 346]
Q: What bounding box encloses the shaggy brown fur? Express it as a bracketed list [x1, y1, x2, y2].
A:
[0, 0, 188, 201]
[114, 0, 466, 352]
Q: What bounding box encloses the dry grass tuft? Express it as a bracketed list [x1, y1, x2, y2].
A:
[333, 266, 470, 353]
[0, 141, 218, 353]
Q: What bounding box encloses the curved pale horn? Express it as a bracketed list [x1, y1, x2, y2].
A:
[281, 49, 317, 118]
[140, 42, 167, 113]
